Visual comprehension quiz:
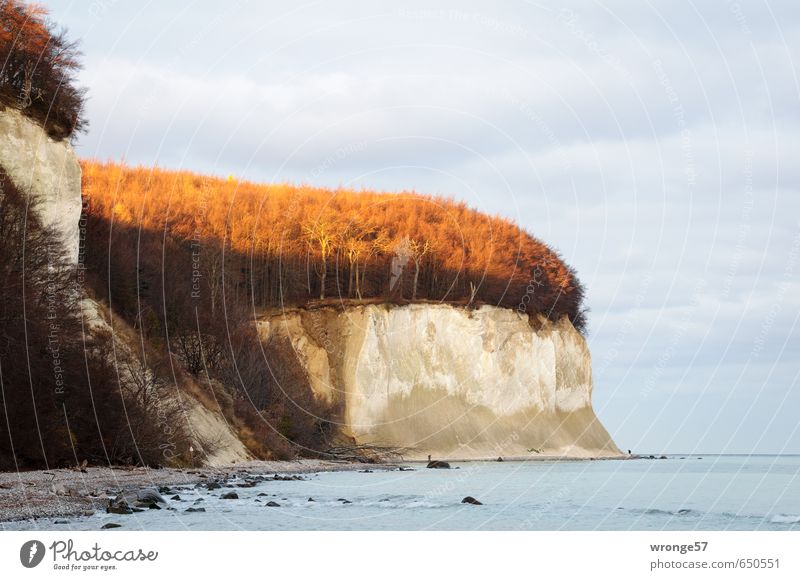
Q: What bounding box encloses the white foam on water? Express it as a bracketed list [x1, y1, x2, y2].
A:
[770, 514, 800, 524]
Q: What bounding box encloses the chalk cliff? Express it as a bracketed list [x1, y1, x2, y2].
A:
[0, 104, 617, 465]
[0, 107, 82, 264]
[258, 304, 621, 460]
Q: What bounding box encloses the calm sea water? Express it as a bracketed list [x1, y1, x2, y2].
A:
[5, 455, 799, 531]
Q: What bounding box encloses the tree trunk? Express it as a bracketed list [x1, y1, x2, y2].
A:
[348, 262, 354, 297]
[319, 260, 326, 300]
[412, 261, 420, 301]
[355, 262, 362, 300]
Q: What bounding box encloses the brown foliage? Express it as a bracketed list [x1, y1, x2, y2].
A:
[0, 0, 86, 139]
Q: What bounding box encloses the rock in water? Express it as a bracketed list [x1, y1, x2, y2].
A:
[137, 488, 166, 504]
[265, 501, 281, 507]
[461, 496, 483, 505]
[101, 523, 122, 529]
[426, 460, 451, 469]
[221, 492, 239, 500]
[106, 494, 133, 515]
[133, 488, 166, 509]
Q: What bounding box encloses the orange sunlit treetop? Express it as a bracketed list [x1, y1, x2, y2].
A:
[81, 160, 587, 331]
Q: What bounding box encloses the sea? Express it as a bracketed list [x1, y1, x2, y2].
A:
[4, 455, 799, 531]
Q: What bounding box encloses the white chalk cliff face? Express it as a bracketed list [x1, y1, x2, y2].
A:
[0, 108, 82, 264]
[259, 304, 621, 460]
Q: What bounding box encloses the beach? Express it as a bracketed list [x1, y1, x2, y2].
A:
[0, 459, 382, 523]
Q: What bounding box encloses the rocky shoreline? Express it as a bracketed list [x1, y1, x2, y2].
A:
[0, 460, 385, 524]
[0, 455, 644, 526]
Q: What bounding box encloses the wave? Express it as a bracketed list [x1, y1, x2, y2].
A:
[770, 514, 800, 524]
[633, 507, 697, 517]
[624, 506, 799, 527]
[355, 495, 452, 509]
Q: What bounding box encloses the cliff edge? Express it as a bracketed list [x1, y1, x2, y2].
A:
[259, 304, 621, 460]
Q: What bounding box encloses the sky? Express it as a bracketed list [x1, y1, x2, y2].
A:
[45, 0, 800, 454]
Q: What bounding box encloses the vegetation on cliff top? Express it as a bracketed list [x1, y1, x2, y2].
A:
[0, 0, 86, 139]
[81, 161, 587, 331]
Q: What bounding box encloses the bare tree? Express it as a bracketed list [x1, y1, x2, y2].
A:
[303, 218, 342, 299]
[407, 238, 434, 301]
[341, 221, 378, 299]
[173, 329, 225, 376]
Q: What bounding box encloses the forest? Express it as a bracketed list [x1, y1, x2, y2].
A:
[81, 161, 587, 332]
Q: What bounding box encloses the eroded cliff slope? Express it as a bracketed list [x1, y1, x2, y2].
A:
[259, 304, 621, 460]
[0, 106, 251, 467]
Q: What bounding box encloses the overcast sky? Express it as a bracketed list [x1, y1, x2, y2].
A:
[46, 0, 799, 454]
